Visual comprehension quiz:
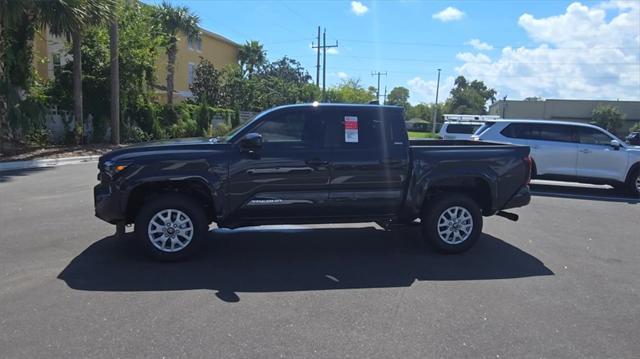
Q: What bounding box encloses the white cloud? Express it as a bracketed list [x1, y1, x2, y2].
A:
[432, 7, 464, 22]
[337, 71, 349, 79]
[467, 39, 494, 51]
[454, 1, 640, 100]
[351, 1, 369, 16]
[407, 76, 455, 105]
[456, 52, 492, 63]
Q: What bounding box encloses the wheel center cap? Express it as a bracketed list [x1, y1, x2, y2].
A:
[167, 227, 175, 234]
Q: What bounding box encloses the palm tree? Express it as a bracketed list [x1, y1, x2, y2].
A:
[154, 1, 199, 106]
[239, 41, 266, 78]
[37, 0, 115, 143]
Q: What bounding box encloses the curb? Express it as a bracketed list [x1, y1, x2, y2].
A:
[0, 155, 100, 172]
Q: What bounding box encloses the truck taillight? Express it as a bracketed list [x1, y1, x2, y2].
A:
[523, 156, 532, 185]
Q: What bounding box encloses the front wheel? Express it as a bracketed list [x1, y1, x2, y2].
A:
[421, 194, 483, 254]
[134, 194, 208, 261]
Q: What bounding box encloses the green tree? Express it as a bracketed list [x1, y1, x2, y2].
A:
[326, 79, 374, 104]
[445, 76, 496, 114]
[49, 1, 162, 142]
[238, 40, 266, 78]
[406, 103, 432, 121]
[190, 58, 222, 106]
[592, 105, 625, 135]
[153, 1, 199, 106]
[387, 86, 410, 108]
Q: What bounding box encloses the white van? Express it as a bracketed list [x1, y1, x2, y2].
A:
[439, 115, 499, 140]
[475, 119, 640, 195]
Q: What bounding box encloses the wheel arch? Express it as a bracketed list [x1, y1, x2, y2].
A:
[125, 178, 216, 224]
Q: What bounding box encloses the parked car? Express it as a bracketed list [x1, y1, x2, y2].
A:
[438, 115, 499, 140]
[95, 104, 532, 261]
[626, 131, 640, 146]
[474, 119, 640, 195]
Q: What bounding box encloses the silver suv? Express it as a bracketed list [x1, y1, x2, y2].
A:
[475, 120, 640, 195]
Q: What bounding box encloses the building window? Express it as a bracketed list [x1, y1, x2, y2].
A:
[188, 36, 202, 52]
[188, 62, 196, 85]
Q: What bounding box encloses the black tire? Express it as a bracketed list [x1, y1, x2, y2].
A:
[134, 194, 208, 261]
[627, 167, 640, 197]
[421, 194, 483, 254]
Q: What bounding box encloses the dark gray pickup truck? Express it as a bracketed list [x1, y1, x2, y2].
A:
[95, 103, 531, 261]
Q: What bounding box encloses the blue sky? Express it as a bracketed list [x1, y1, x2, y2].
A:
[142, 0, 640, 104]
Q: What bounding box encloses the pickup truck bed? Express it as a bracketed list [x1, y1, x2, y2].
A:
[95, 103, 531, 261]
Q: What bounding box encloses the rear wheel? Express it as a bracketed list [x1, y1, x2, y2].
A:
[135, 194, 208, 261]
[628, 167, 640, 197]
[421, 194, 483, 253]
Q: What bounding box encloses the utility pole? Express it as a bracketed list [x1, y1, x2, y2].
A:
[371, 71, 387, 103]
[431, 68, 441, 133]
[321, 28, 338, 101]
[382, 86, 388, 105]
[311, 26, 321, 87]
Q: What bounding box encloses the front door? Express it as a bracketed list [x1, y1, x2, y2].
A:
[576, 127, 628, 182]
[226, 109, 331, 221]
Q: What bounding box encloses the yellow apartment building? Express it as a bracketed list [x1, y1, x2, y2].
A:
[32, 27, 239, 103]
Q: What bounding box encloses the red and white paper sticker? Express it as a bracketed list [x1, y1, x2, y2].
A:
[344, 116, 358, 143]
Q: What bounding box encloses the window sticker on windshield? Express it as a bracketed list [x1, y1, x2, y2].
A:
[344, 116, 358, 143]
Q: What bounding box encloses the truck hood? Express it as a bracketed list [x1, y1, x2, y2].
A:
[99, 137, 227, 165]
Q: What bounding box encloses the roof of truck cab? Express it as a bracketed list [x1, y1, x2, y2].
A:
[272, 103, 404, 110]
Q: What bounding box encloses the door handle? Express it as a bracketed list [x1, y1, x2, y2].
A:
[580, 149, 591, 154]
[305, 159, 329, 166]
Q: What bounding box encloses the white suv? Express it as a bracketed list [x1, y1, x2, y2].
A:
[475, 120, 640, 195]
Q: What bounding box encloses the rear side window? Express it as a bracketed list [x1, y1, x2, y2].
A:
[578, 127, 613, 145]
[502, 123, 574, 142]
[445, 124, 482, 134]
[322, 109, 391, 149]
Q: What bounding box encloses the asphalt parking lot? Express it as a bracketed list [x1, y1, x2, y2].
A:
[1, 162, 639, 358]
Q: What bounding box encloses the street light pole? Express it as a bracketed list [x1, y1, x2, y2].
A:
[432, 68, 441, 133]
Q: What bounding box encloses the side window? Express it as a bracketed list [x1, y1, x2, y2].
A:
[253, 111, 312, 144]
[502, 123, 574, 142]
[446, 124, 480, 134]
[322, 111, 388, 149]
[579, 127, 613, 145]
[536, 124, 574, 142]
[501, 123, 528, 139]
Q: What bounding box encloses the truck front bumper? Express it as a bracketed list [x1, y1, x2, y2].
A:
[502, 185, 531, 210]
[94, 182, 125, 224]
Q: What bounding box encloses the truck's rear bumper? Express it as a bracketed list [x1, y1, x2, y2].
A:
[94, 183, 125, 224]
[502, 185, 531, 210]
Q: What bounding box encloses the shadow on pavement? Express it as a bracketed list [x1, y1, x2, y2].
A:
[59, 226, 553, 302]
[0, 166, 54, 183]
[530, 183, 639, 204]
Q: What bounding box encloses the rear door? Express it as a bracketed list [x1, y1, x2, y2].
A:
[226, 109, 331, 220]
[576, 126, 628, 182]
[321, 107, 410, 216]
[501, 123, 578, 177]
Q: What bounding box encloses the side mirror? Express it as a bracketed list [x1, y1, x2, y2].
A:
[610, 139, 621, 150]
[240, 133, 262, 152]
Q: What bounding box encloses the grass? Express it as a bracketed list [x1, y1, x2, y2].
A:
[408, 131, 439, 139]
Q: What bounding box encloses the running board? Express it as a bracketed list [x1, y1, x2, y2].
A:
[496, 211, 519, 222]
